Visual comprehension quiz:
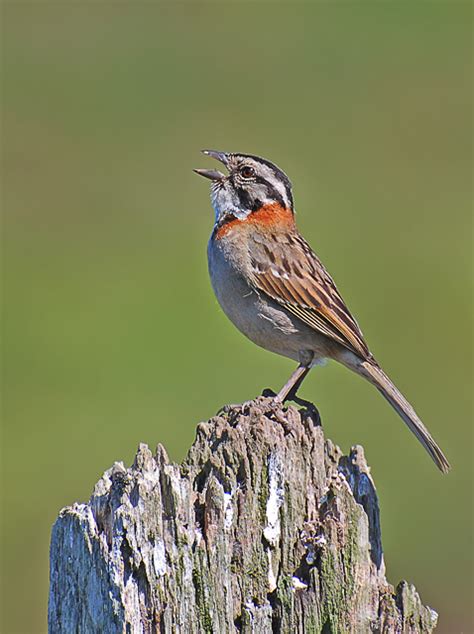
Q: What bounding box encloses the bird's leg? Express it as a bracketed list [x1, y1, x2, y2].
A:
[275, 364, 311, 402]
[274, 363, 320, 422]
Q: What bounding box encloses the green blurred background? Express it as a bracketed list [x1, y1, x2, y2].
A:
[2, 2, 472, 632]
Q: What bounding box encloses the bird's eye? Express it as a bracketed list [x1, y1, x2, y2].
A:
[240, 165, 255, 179]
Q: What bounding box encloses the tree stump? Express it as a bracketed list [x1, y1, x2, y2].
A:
[48, 397, 438, 633]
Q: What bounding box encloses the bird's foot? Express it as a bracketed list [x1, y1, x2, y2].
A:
[262, 387, 321, 423]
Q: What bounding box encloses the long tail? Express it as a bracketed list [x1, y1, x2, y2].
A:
[358, 360, 450, 473]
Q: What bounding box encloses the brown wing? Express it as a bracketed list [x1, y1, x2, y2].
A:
[249, 231, 371, 359]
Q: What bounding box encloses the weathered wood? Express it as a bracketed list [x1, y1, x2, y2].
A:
[48, 397, 438, 633]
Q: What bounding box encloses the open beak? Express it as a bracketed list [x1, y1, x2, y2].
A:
[193, 149, 229, 181]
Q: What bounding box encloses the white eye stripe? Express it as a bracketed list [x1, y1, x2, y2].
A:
[240, 161, 291, 208]
[272, 179, 290, 208]
[258, 165, 291, 208]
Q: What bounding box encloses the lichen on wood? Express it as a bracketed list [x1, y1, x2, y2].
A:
[48, 397, 438, 633]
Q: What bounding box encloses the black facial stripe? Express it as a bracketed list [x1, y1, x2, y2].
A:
[253, 176, 286, 209]
[236, 178, 287, 213]
[235, 153, 294, 209]
[236, 187, 254, 210]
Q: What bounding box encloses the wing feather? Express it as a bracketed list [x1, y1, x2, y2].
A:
[249, 233, 370, 359]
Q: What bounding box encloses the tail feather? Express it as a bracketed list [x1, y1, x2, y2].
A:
[359, 361, 450, 473]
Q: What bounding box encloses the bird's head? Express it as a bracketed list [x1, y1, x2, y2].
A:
[194, 150, 294, 224]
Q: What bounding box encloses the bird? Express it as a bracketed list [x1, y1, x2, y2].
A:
[194, 150, 450, 473]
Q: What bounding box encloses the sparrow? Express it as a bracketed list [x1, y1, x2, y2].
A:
[194, 150, 450, 473]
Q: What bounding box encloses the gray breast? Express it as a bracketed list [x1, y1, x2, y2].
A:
[207, 237, 330, 363]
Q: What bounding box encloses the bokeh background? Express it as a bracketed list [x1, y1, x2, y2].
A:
[2, 2, 472, 632]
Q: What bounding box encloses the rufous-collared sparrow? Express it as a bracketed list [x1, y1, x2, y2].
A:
[195, 150, 450, 473]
